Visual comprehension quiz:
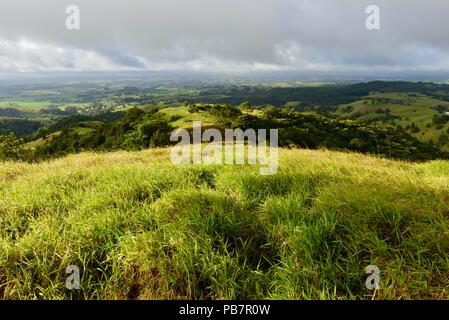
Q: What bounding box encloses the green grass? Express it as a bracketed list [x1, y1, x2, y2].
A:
[1, 147, 449, 300]
[25, 132, 60, 149]
[335, 92, 449, 148]
[160, 106, 219, 128]
[25, 123, 99, 150]
[0, 100, 53, 111]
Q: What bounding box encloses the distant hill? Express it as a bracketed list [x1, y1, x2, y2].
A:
[183, 81, 449, 108]
[21, 104, 447, 162]
[1, 80, 449, 160]
[334, 92, 449, 151]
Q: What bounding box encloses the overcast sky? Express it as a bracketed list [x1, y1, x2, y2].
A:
[0, 0, 448, 73]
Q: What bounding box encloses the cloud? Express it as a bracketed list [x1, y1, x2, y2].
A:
[0, 38, 145, 72]
[0, 0, 449, 73]
[97, 48, 147, 69]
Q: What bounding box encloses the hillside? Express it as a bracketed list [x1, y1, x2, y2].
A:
[335, 92, 449, 150]
[2, 80, 449, 161]
[1, 147, 449, 299]
[7, 103, 444, 163]
[2, 80, 449, 139]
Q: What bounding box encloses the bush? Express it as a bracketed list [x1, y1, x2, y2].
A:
[0, 133, 26, 161]
[209, 104, 242, 118]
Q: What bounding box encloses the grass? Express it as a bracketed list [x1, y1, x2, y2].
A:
[25, 123, 99, 150]
[0, 100, 53, 111]
[0, 147, 448, 300]
[25, 132, 61, 149]
[335, 92, 449, 148]
[160, 106, 219, 128]
[0, 100, 87, 112]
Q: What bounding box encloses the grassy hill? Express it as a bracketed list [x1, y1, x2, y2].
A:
[1, 147, 448, 299]
[335, 92, 449, 150]
[18, 103, 446, 163]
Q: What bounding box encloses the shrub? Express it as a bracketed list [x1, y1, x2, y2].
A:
[0, 133, 26, 161]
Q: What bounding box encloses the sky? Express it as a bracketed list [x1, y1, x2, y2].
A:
[0, 0, 449, 74]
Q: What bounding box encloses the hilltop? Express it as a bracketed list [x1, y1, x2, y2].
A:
[1, 147, 448, 299]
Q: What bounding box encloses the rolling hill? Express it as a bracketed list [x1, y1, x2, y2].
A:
[334, 92, 449, 150]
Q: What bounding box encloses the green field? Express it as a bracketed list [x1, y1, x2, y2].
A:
[0, 100, 88, 114]
[335, 93, 449, 149]
[159, 106, 217, 128]
[25, 132, 60, 149]
[0, 100, 53, 111]
[1, 147, 448, 299]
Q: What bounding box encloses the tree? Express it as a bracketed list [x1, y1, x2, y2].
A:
[0, 133, 25, 161]
[239, 101, 253, 110]
[438, 134, 449, 146]
[411, 123, 420, 133]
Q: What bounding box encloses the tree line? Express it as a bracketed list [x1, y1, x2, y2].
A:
[1, 104, 447, 162]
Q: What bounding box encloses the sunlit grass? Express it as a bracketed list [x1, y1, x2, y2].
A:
[0, 148, 448, 299]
